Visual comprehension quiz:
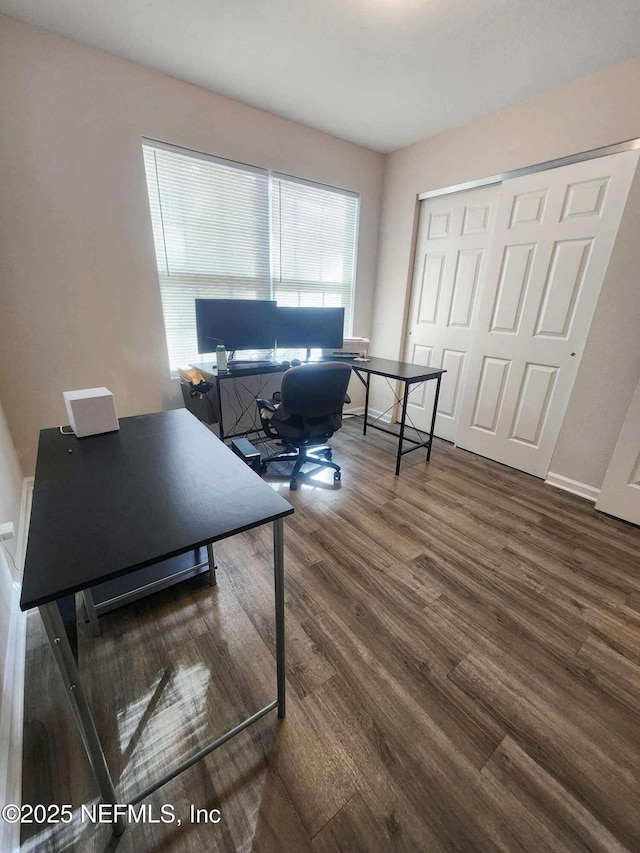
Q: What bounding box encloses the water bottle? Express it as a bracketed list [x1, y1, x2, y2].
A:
[215, 344, 228, 372]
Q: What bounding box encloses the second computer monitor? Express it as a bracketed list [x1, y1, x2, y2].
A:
[276, 306, 344, 350]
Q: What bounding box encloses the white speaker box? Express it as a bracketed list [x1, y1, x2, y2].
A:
[63, 387, 119, 438]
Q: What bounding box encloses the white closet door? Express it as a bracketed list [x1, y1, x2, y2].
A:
[456, 150, 639, 478]
[596, 379, 640, 524]
[404, 185, 497, 440]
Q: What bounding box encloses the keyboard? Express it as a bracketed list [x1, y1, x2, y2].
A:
[227, 361, 276, 371]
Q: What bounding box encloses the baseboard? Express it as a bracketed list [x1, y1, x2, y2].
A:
[0, 476, 32, 853]
[545, 471, 600, 503]
[366, 407, 393, 424]
[343, 406, 364, 417]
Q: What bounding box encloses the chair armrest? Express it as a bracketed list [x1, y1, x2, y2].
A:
[344, 393, 351, 405]
[257, 399, 280, 439]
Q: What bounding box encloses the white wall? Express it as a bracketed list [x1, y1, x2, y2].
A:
[0, 397, 22, 676]
[0, 401, 22, 555]
[0, 14, 384, 475]
[371, 56, 640, 490]
[0, 397, 25, 852]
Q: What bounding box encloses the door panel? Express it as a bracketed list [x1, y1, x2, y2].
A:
[509, 363, 557, 446]
[471, 357, 510, 432]
[449, 250, 482, 327]
[418, 253, 446, 323]
[490, 244, 536, 333]
[456, 150, 639, 478]
[596, 379, 640, 524]
[404, 185, 498, 441]
[561, 177, 608, 220]
[509, 189, 548, 226]
[534, 239, 592, 337]
[407, 344, 434, 408]
[439, 350, 466, 417]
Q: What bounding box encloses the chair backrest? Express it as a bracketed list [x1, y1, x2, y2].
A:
[280, 362, 352, 419]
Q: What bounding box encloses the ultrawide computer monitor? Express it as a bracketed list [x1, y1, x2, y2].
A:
[195, 299, 277, 353]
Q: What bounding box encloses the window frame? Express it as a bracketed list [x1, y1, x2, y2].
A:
[142, 138, 360, 374]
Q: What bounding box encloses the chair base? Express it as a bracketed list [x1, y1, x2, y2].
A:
[260, 444, 341, 490]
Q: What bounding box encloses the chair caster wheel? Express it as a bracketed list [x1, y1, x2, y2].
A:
[324, 450, 333, 460]
[334, 471, 341, 482]
[290, 480, 298, 491]
[260, 462, 268, 476]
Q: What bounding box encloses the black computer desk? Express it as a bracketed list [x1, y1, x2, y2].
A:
[20, 409, 293, 835]
[190, 360, 292, 443]
[192, 356, 446, 475]
[348, 357, 445, 475]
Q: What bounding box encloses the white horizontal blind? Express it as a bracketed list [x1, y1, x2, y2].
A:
[271, 175, 358, 336]
[143, 143, 359, 370]
[143, 144, 271, 369]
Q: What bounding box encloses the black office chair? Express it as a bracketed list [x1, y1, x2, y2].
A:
[257, 361, 352, 490]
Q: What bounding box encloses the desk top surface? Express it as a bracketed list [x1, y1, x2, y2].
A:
[20, 409, 293, 610]
[348, 356, 445, 382]
[191, 356, 445, 383]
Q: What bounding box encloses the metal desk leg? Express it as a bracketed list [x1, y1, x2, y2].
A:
[216, 376, 225, 443]
[82, 589, 102, 638]
[206, 542, 217, 587]
[396, 381, 410, 476]
[273, 519, 286, 719]
[39, 601, 125, 837]
[363, 373, 371, 436]
[427, 375, 442, 461]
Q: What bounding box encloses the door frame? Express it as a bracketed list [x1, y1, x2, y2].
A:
[418, 136, 640, 201]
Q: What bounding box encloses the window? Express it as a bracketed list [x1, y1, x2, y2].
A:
[143, 141, 359, 370]
[143, 144, 271, 369]
[271, 174, 358, 327]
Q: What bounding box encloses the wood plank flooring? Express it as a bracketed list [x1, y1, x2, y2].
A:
[21, 418, 640, 851]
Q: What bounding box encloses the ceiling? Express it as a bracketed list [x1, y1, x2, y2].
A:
[2, 0, 640, 153]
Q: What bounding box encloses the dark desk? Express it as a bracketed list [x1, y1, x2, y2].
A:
[347, 357, 445, 475]
[191, 356, 445, 475]
[190, 360, 292, 443]
[21, 409, 293, 834]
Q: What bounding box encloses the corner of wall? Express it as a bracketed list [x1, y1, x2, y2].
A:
[0, 476, 32, 853]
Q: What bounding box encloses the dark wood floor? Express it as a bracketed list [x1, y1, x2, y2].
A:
[21, 418, 640, 852]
